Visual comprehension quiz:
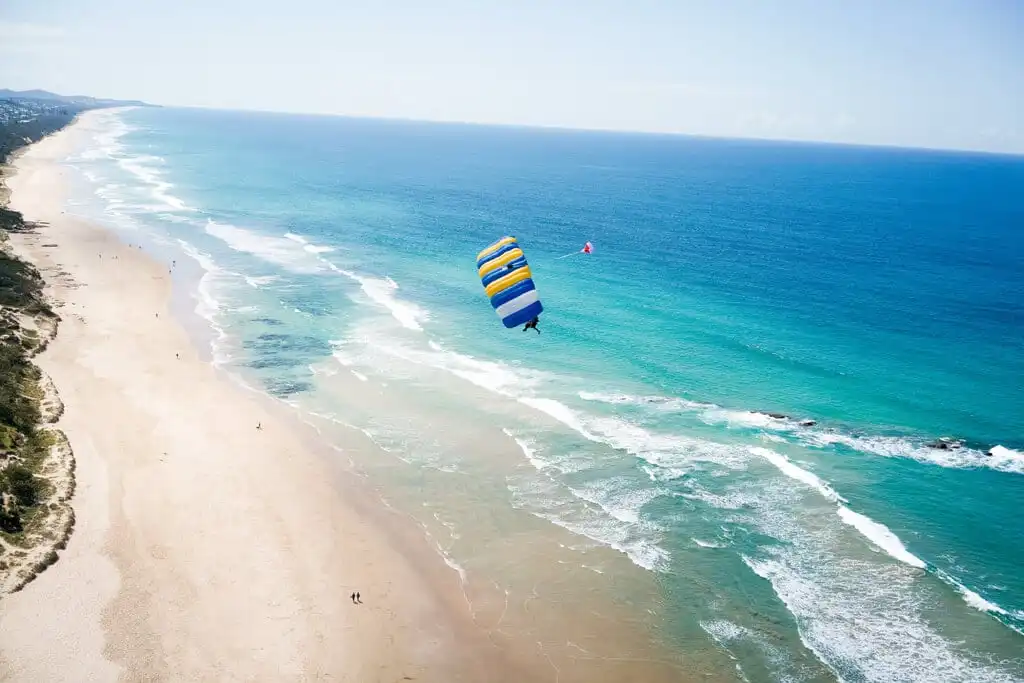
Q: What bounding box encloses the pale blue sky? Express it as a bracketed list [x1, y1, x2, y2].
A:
[2, 0, 1022, 152]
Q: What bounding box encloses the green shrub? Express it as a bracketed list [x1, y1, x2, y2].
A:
[0, 505, 21, 533]
[3, 464, 41, 507]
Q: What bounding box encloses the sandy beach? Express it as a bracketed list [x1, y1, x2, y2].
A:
[0, 114, 523, 682]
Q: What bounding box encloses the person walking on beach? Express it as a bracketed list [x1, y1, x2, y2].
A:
[356, 591, 361, 603]
[350, 592, 357, 604]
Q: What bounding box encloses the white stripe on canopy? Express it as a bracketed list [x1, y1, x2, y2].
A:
[496, 289, 539, 320]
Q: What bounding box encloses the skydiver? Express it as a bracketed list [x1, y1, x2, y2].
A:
[523, 317, 540, 334]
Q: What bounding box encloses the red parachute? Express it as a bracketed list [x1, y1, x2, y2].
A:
[557, 241, 594, 259]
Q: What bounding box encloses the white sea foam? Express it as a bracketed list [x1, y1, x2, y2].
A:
[506, 401, 765, 572]
[506, 475, 670, 572]
[742, 551, 1020, 683]
[503, 428, 546, 471]
[750, 447, 934, 574]
[986, 445, 1024, 472]
[693, 538, 727, 549]
[502, 428, 592, 474]
[351, 275, 424, 331]
[363, 336, 537, 396]
[519, 397, 602, 441]
[71, 111, 130, 165]
[957, 585, 1010, 616]
[578, 391, 799, 428]
[156, 212, 190, 224]
[283, 231, 335, 253]
[359, 424, 459, 473]
[204, 220, 325, 273]
[321, 260, 427, 331]
[931, 569, 1024, 634]
[568, 477, 668, 525]
[578, 391, 712, 411]
[244, 275, 279, 289]
[701, 408, 799, 431]
[700, 620, 753, 683]
[700, 619, 804, 683]
[701, 619, 749, 643]
[836, 505, 926, 569]
[586, 389, 1024, 476]
[176, 240, 232, 365]
[413, 512, 470, 589]
[437, 543, 468, 584]
[583, 387, 1024, 479]
[806, 432, 1024, 475]
[523, 398, 752, 477]
[694, 456, 1024, 682]
[115, 153, 192, 212]
[677, 486, 758, 511]
[750, 447, 844, 503]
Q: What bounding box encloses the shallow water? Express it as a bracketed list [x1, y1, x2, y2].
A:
[60, 106, 1024, 682]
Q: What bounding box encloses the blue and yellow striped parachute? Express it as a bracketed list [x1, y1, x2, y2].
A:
[476, 236, 544, 328]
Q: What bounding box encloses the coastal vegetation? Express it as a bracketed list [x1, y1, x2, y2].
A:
[0, 96, 81, 593]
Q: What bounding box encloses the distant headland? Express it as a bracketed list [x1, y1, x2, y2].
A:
[0, 88, 154, 111]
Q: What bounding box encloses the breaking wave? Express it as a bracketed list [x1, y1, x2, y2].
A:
[579, 391, 1023, 475]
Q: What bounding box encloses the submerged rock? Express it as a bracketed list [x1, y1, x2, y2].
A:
[767, 412, 789, 420]
[798, 420, 817, 427]
[927, 437, 963, 451]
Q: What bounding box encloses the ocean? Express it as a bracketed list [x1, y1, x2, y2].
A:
[61, 106, 1024, 682]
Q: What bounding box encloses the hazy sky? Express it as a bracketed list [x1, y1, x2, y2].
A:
[2, 0, 1022, 152]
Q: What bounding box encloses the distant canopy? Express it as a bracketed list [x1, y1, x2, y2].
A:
[476, 236, 544, 328]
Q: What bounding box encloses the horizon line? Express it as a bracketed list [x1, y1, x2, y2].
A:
[131, 101, 1023, 159]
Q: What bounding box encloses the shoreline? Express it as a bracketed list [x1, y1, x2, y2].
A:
[0, 111, 529, 682]
[0, 112, 83, 596]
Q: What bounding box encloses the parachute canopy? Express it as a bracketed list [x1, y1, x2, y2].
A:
[476, 236, 543, 328]
[556, 241, 593, 259]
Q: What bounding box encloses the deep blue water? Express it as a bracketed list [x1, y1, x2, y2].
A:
[63, 106, 1024, 683]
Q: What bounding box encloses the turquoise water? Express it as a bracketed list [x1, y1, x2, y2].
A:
[63, 107, 1023, 682]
